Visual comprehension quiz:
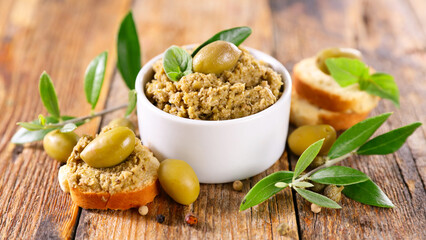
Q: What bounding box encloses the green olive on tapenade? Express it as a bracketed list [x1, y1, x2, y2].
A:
[316, 47, 362, 74]
[106, 118, 136, 132]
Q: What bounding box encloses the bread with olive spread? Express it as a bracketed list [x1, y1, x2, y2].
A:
[293, 57, 379, 113]
[58, 127, 160, 210]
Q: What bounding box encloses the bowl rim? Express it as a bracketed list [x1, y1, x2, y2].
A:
[135, 45, 292, 126]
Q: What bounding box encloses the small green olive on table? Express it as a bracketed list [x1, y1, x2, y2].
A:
[288, 124, 337, 156]
[43, 130, 79, 163]
[316, 47, 362, 74]
[106, 118, 135, 132]
[192, 40, 242, 75]
[158, 159, 200, 205]
[80, 126, 135, 168]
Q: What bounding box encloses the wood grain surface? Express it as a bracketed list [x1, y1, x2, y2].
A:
[0, 0, 425, 239]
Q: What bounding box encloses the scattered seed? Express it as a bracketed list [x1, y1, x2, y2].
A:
[233, 180, 243, 191]
[311, 203, 321, 213]
[185, 213, 198, 226]
[138, 206, 148, 216]
[156, 214, 165, 223]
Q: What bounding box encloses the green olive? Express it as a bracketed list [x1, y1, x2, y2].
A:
[80, 127, 135, 168]
[288, 125, 337, 156]
[107, 118, 135, 132]
[193, 40, 242, 75]
[43, 130, 79, 163]
[158, 159, 200, 205]
[316, 47, 362, 74]
[324, 185, 344, 202]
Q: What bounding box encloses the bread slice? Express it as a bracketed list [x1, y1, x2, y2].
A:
[59, 131, 160, 210]
[293, 57, 379, 113]
[290, 90, 370, 131]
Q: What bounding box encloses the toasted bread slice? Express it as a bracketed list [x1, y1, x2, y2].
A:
[293, 57, 379, 113]
[290, 90, 371, 130]
[59, 132, 160, 210]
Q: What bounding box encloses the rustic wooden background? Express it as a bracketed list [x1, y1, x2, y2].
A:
[0, 0, 425, 239]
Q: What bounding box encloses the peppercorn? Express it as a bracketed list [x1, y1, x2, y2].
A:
[233, 180, 243, 191]
[324, 185, 344, 202]
[138, 206, 148, 216]
[156, 214, 165, 223]
[185, 213, 198, 226]
[311, 203, 321, 213]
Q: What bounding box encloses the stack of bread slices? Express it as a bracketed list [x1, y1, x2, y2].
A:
[290, 55, 380, 130]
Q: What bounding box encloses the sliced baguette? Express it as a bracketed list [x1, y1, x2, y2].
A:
[290, 90, 371, 130]
[293, 57, 379, 113]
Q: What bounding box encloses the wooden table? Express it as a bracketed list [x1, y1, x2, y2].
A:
[1, 0, 425, 239]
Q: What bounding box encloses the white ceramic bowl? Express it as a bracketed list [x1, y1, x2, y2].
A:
[135, 46, 292, 183]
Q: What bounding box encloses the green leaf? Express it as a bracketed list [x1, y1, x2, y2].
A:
[240, 171, 293, 211]
[328, 113, 392, 159]
[17, 122, 44, 131]
[163, 46, 192, 81]
[357, 122, 421, 155]
[342, 179, 394, 208]
[292, 182, 314, 188]
[84, 51, 108, 109]
[191, 26, 252, 57]
[11, 116, 81, 144]
[360, 73, 400, 107]
[293, 139, 324, 180]
[39, 72, 60, 119]
[117, 11, 141, 90]
[274, 182, 288, 188]
[325, 58, 369, 87]
[310, 166, 369, 185]
[60, 123, 77, 133]
[125, 89, 137, 117]
[38, 114, 46, 126]
[295, 188, 341, 209]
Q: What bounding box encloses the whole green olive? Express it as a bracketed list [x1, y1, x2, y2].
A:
[288, 125, 337, 156]
[80, 127, 135, 168]
[43, 130, 79, 163]
[193, 40, 242, 75]
[158, 159, 200, 205]
[106, 118, 135, 132]
[316, 47, 362, 74]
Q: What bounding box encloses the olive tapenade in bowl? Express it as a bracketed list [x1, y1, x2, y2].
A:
[135, 30, 291, 183]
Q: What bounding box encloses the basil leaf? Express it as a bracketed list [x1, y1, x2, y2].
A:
[357, 122, 421, 155]
[292, 182, 314, 188]
[191, 26, 252, 57]
[293, 139, 324, 180]
[117, 11, 141, 90]
[39, 72, 60, 119]
[11, 116, 81, 144]
[240, 171, 293, 211]
[163, 46, 192, 81]
[84, 51, 108, 109]
[360, 73, 400, 107]
[125, 89, 137, 117]
[295, 188, 341, 209]
[325, 58, 369, 87]
[60, 123, 77, 133]
[328, 113, 391, 159]
[342, 179, 394, 208]
[17, 122, 44, 131]
[310, 166, 369, 185]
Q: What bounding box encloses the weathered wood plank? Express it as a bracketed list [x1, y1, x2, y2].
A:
[74, 0, 299, 239]
[0, 0, 131, 239]
[270, 0, 425, 239]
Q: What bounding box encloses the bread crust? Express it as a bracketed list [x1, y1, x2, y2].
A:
[69, 180, 159, 210]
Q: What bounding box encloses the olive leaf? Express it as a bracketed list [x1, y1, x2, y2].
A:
[163, 46, 192, 81]
[293, 139, 324, 181]
[357, 122, 421, 155]
[125, 89, 137, 117]
[292, 182, 314, 188]
[17, 122, 44, 131]
[117, 11, 141, 90]
[328, 113, 391, 159]
[60, 123, 77, 133]
[310, 166, 369, 185]
[39, 72, 60, 119]
[240, 171, 293, 211]
[191, 26, 252, 57]
[295, 188, 341, 209]
[360, 73, 400, 108]
[38, 114, 46, 126]
[84, 51, 108, 110]
[342, 179, 394, 208]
